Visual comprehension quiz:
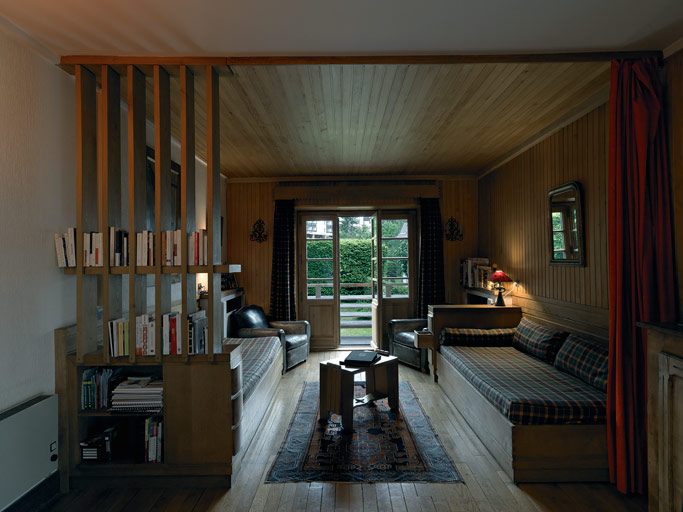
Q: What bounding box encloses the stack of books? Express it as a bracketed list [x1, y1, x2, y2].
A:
[111, 377, 163, 414]
[54, 227, 77, 268]
[80, 367, 121, 410]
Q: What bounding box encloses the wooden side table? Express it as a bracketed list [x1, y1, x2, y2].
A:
[319, 354, 399, 432]
[414, 330, 438, 382]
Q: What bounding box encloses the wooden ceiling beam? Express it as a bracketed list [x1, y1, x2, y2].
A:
[59, 50, 663, 72]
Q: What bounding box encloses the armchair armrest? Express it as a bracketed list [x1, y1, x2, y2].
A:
[237, 327, 285, 338]
[270, 320, 311, 337]
[388, 318, 427, 335]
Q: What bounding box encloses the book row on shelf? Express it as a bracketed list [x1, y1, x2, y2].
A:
[81, 367, 122, 410]
[460, 257, 493, 289]
[80, 416, 162, 464]
[108, 310, 211, 358]
[54, 227, 210, 268]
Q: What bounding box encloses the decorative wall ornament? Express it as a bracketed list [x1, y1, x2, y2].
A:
[250, 218, 268, 243]
[444, 216, 464, 241]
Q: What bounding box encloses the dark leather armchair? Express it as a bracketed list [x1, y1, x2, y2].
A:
[228, 305, 310, 373]
[388, 318, 429, 373]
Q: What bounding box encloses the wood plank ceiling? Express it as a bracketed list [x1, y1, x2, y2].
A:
[143, 61, 610, 178]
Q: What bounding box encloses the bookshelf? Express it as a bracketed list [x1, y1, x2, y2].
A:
[60, 63, 243, 489]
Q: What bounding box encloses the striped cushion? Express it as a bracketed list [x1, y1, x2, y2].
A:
[554, 334, 608, 392]
[440, 328, 516, 347]
[224, 337, 281, 402]
[512, 317, 568, 363]
[440, 346, 606, 425]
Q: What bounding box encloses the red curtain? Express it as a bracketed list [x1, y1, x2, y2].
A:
[608, 57, 676, 494]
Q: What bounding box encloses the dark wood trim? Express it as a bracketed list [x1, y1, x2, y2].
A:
[59, 51, 663, 71]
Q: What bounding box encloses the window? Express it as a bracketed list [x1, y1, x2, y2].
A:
[381, 218, 409, 298]
[551, 207, 578, 260]
[305, 220, 334, 299]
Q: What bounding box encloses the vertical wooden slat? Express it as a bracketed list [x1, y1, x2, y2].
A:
[75, 65, 98, 361]
[100, 65, 121, 361]
[154, 65, 172, 359]
[180, 65, 197, 360]
[206, 65, 221, 358]
[128, 65, 147, 363]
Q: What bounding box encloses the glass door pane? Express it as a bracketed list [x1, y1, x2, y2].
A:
[305, 219, 334, 299]
[339, 215, 374, 346]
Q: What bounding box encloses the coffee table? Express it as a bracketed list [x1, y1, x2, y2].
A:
[319, 354, 399, 432]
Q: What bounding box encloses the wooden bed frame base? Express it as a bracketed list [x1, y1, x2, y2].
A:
[437, 352, 609, 483]
[232, 350, 284, 475]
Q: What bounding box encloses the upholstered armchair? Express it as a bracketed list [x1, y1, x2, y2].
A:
[388, 318, 429, 373]
[229, 305, 310, 373]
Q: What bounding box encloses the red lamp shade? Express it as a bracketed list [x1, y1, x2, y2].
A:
[490, 270, 513, 283]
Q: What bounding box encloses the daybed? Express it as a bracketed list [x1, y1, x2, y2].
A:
[429, 305, 609, 483]
[223, 335, 283, 471]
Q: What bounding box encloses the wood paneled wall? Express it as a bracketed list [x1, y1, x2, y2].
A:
[440, 178, 478, 303]
[226, 182, 275, 310]
[478, 105, 609, 338]
[667, 49, 683, 321]
[226, 178, 479, 316]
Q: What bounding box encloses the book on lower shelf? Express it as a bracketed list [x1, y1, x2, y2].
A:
[81, 367, 123, 410]
[79, 416, 163, 464]
[135, 314, 156, 356]
[162, 312, 182, 355]
[188, 310, 208, 355]
[83, 231, 104, 267]
[109, 227, 129, 267]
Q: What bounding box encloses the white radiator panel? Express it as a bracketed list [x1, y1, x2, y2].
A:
[0, 395, 58, 511]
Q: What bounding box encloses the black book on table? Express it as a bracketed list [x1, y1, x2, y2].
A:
[342, 350, 380, 367]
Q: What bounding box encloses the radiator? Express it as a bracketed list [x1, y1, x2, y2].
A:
[0, 395, 58, 511]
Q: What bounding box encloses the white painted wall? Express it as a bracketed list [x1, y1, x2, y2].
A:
[0, 28, 75, 412]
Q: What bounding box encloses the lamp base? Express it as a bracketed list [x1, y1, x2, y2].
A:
[495, 287, 505, 307]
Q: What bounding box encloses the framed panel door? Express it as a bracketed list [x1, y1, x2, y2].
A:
[297, 214, 339, 350]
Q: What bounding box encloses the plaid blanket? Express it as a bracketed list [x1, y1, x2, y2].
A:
[225, 337, 281, 402]
[440, 346, 606, 425]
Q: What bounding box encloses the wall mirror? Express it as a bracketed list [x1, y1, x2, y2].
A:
[548, 181, 585, 266]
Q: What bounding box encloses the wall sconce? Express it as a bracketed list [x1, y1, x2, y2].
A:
[249, 218, 268, 243]
[445, 216, 464, 241]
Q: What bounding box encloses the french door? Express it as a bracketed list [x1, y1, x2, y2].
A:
[298, 214, 339, 350]
[298, 210, 415, 351]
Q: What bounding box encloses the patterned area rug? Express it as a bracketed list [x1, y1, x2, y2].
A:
[266, 381, 461, 483]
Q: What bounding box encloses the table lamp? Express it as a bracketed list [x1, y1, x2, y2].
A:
[490, 270, 513, 306]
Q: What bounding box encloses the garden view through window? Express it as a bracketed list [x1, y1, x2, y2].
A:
[305, 214, 411, 346]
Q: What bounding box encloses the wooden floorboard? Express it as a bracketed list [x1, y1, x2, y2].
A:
[45, 351, 646, 511]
